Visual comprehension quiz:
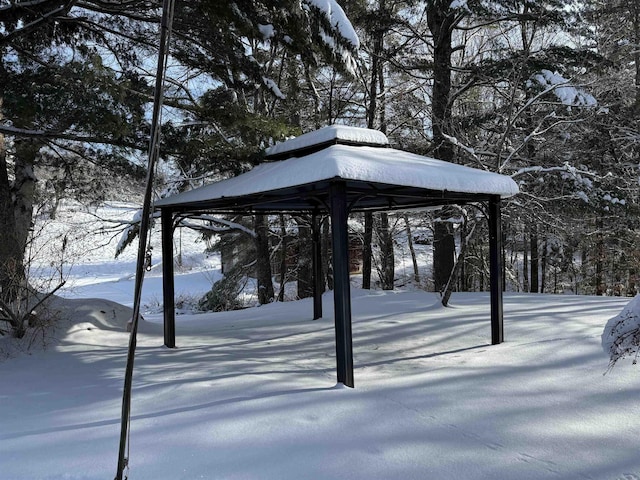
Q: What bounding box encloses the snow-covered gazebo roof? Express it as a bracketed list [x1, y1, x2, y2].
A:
[156, 125, 518, 388]
[155, 125, 518, 213]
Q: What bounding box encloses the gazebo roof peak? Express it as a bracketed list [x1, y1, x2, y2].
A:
[265, 125, 389, 161]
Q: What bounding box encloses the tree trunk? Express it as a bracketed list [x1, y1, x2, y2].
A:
[502, 229, 507, 292]
[404, 215, 420, 284]
[596, 216, 604, 295]
[427, 1, 457, 293]
[0, 133, 23, 307]
[434, 219, 455, 293]
[377, 212, 395, 290]
[541, 235, 547, 294]
[13, 139, 39, 256]
[634, 0, 640, 110]
[0, 137, 38, 319]
[297, 216, 313, 299]
[362, 1, 386, 290]
[442, 222, 474, 307]
[523, 227, 529, 292]
[530, 225, 539, 293]
[362, 212, 373, 289]
[277, 214, 287, 302]
[254, 214, 274, 304]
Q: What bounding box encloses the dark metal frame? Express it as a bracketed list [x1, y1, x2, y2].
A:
[159, 182, 506, 389]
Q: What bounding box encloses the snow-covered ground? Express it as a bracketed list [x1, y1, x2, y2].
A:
[1, 203, 639, 480]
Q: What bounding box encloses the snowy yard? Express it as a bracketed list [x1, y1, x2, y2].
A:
[0, 202, 638, 479]
[1, 271, 638, 479]
[3, 0, 639, 478]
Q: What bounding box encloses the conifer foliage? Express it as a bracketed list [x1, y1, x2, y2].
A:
[0, 0, 362, 333]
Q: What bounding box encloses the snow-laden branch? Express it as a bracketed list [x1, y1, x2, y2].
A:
[303, 0, 359, 48]
[442, 133, 487, 169]
[513, 190, 585, 204]
[527, 70, 596, 107]
[262, 77, 286, 100]
[0, 124, 143, 150]
[511, 163, 599, 179]
[178, 215, 256, 238]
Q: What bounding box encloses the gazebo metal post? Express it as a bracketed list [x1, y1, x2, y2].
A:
[161, 208, 176, 348]
[329, 181, 355, 387]
[488, 195, 504, 344]
[312, 212, 323, 320]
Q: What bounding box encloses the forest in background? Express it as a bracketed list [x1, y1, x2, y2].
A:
[1, 0, 639, 336]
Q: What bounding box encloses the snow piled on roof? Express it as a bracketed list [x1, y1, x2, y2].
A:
[156, 143, 519, 208]
[266, 125, 389, 158]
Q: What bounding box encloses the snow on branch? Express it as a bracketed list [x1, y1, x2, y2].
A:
[179, 215, 257, 238]
[303, 0, 360, 75]
[511, 163, 598, 179]
[498, 114, 587, 173]
[114, 211, 257, 258]
[0, 3, 70, 43]
[510, 163, 617, 205]
[303, 0, 359, 49]
[442, 133, 485, 167]
[114, 209, 162, 258]
[526, 70, 597, 108]
[449, 0, 471, 13]
[258, 23, 275, 40]
[262, 77, 286, 99]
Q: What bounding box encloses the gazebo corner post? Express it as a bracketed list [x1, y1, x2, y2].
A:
[488, 195, 504, 345]
[312, 212, 323, 320]
[329, 181, 354, 387]
[161, 207, 176, 348]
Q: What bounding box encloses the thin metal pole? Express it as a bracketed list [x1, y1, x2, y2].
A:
[489, 195, 504, 345]
[162, 208, 176, 347]
[312, 212, 323, 320]
[115, 1, 175, 478]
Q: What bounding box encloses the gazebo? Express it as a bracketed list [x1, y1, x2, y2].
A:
[154, 125, 519, 387]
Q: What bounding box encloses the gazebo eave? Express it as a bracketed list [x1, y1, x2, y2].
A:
[156, 178, 502, 216]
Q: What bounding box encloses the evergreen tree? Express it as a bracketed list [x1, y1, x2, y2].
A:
[0, 2, 152, 335]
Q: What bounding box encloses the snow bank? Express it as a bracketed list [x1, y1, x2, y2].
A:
[2, 291, 639, 480]
[602, 294, 640, 367]
[49, 296, 136, 331]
